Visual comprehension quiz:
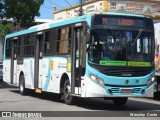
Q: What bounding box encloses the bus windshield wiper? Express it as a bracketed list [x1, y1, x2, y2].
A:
[131, 29, 143, 58]
[107, 27, 116, 40]
[131, 29, 143, 47]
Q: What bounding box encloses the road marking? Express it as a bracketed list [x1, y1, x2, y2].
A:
[129, 97, 160, 105]
[0, 94, 4, 97]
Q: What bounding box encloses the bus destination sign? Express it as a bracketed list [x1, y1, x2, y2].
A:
[93, 15, 153, 28]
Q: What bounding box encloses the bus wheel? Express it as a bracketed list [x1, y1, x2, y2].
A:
[154, 92, 160, 100]
[19, 75, 26, 95]
[113, 97, 128, 106]
[63, 79, 75, 105]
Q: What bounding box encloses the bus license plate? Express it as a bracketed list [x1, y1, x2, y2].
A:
[121, 89, 132, 93]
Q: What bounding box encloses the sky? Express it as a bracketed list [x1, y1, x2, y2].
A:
[35, 0, 80, 20]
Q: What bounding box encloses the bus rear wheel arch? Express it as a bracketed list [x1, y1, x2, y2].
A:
[112, 97, 128, 106]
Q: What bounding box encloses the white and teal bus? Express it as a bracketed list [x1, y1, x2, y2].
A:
[3, 13, 155, 105]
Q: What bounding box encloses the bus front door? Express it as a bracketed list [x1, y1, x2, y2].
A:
[34, 33, 43, 91]
[71, 25, 86, 95]
[11, 38, 18, 85]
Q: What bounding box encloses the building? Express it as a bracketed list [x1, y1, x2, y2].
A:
[53, 0, 160, 21]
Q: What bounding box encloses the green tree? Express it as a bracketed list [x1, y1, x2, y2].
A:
[5, 0, 44, 28]
[0, 22, 14, 38]
[0, 0, 5, 18]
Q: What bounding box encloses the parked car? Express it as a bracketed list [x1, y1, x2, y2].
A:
[0, 64, 3, 81]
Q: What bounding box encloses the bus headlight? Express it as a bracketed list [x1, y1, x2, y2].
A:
[146, 76, 155, 88]
[89, 72, 105, 87]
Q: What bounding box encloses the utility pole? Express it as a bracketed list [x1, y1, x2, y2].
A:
[79, 0, 83, 16]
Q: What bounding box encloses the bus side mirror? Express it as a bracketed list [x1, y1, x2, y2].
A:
[87, 45, 94, 52]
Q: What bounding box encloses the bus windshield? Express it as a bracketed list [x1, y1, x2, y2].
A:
[88, 29, 153, 67]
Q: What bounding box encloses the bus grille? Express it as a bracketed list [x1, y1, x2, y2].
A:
[109, 87, 142, 94]
[102, 68, 150, 77]
[111, 88, 120, 93]
[133, 88, 141, 93]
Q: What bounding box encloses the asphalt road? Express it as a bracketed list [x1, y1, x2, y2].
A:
[0, 81, 160, 119]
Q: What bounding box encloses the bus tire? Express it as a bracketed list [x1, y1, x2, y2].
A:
[63, 79, 75, 105]
[19, 75, 26, 95]
[154, 92, 160, 99]
[113, 97, 128, 106]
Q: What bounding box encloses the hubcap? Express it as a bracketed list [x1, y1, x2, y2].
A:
[65, 85, 71, 99]
[20, 82, 23, 92]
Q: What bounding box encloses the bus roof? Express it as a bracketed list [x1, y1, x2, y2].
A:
[5, 12, 145, 39]
[5, 14, 92, 39]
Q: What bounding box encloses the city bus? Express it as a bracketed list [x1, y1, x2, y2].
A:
[154, 22, 160, 98]
[3, 12, 155, 105]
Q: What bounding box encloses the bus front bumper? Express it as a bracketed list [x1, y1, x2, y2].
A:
[85, 80, 154, 98]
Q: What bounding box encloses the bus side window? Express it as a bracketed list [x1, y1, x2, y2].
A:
[20, 36, 24, 57]
[44, 31, 50, 55]
[24, 34, 35, 56]
[17, 37, 21, 57]
[6, 39, 11, 58]
[44, 29, 56, 55]
[17, 37, 25, 57]
[57, 26, 71, 54]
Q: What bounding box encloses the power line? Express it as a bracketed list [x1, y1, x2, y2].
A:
[47, 0, 64, 9]
[65, 0, 76, 6]
[65, 0, 73, 8]
[45, 0, 63, 9]
[83, 0, 86, 3]
[71, 0, 77, 5]
[41, 6, 53, 10]
[64, 0, 82, 16]
[42, 5, 53, 9]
